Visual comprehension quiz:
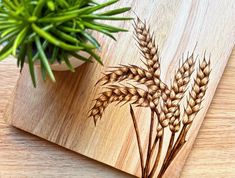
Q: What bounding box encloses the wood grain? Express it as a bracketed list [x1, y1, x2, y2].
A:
[2, 0, 235, 177]
[0, 59, 133, 178]
[0, 50, 234, 178]
[0, 59, 19, 119]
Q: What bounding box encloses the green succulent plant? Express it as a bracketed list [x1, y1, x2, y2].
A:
[0, 0, 131, 86]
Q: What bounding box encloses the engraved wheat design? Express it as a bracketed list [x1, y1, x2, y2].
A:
[89, 18, 211, 178]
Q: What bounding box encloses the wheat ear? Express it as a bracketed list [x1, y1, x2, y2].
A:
[182, 58, 210, 131]
[97, 65, 154, 87]
[89, 86, 151, 124]
[163, 55, 195, 132]
[134, 18, 171, 107]
[134, 18, 160, 76]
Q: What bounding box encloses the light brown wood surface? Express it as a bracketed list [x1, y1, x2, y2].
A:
[3, 0, 235, 177]
[0, 49, 234, 178]
[4, 1, 235, 177]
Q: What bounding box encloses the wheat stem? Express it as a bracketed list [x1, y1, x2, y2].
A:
[157, 132, 179, 177]
[130, 105, 145, 177]
[149, 135, 159, 166]
[149, 129, 164, 178]
[164, 132, 175, 162]
[158, 126, 187, 177]
[144, 109, 155, 177]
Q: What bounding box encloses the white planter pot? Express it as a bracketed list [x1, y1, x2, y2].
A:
[50, 57, 85, 71]
[51, 51, 90, 71]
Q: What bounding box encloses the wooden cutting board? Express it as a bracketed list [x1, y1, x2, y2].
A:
[4, 0, 235, 177]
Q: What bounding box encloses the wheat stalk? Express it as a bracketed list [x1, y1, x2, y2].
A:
[150, 55, 197, 177]
[150, 55, 195, 171]
[90, 17, 211, 178]
[157, 58, 211, 177]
